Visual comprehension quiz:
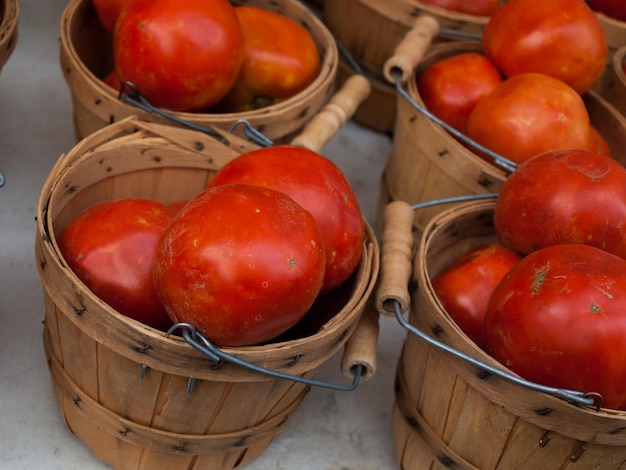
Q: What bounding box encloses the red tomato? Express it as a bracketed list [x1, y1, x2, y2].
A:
[113, 0, 245, 111]
[494, 149, 626, 258]
[417, 52, 503, 134]
[466, 73, 593, 165]
[484, 243, 626, 410]
[103, 69, 122, 91]
[207, 145, 365, 295]
[431, 244, 521, 349]
[153, 184, 326, 347]
[92, 0, 133, 33]
[482, 0, 607, 94]
[590, 125, 612, 157]
[417, 0, 501, 16]
[57, 198, 177, 331]
[214, 6, 321, 113]
[588, 0, 626, 22]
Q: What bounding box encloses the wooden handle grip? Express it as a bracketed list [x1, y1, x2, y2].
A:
[291, 74, 371, 153]
[375, 200, 416, 316]
[340, 298, 379, 382]
[383, 14, 440, 85]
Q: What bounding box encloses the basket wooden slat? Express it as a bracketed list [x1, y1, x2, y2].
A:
[384, 199, 626, 469]
[36, 116, 379, 469]
[0, 0, 18, 74]
[60, 0, 338, 142]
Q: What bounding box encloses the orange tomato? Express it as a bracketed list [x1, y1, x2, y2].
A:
[214, 6, 320, 112]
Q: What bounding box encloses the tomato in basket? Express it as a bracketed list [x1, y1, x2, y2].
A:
[482, 0, 607, 94]
[466, 73, 594, 165]
[57, 198, 177, 331]
[207, 144, 365, 295]
[92, 0, 133, 33]
[113, 0, 245, 111]
[417, 52, 503, 134]
[588, 0, 626, 22]
[431, 244, 521, 349]
[153, 184, 326, 347]
[493, 148, 626, 258]
[214, 6, 321, 113]
[484, 243, 626, 410]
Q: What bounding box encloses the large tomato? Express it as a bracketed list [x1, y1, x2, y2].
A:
[417, 52, 503, 134]
[494, 149, 626, 258]
[588, 0, 626, 22]
[466, 73, 593, 165]
[207, 145, 365, 295]
[482, 0, 607, 94]
[153, 184, 326, 347]
[57, 198, 177, 331]
[92, 0, 133, 33]
[483, 243, 626, 410]
[431, 244, 521, 349]
[215, 6, 321, 112]
[113, 0, 245, 111]
[417, 0, 501, 16]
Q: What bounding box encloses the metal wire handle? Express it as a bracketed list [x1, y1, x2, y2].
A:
[0, 169, 5, 187]
[141, 323, 364, 394]
[389, 194, 602, 410]
[117, 81, 275, 148]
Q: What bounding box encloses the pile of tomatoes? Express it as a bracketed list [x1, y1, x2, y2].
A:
[93, 0, 320, 113]
[58, 145, 365, 348]
[432, 147, 626, 411]
[417, 0, 611, 166]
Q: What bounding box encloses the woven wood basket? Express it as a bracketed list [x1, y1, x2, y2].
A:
[594, 11, 626, 94]
[597, 44, 626, 119]
[379, 33, 626, 230]
[59, 0, 338, 143]
[322, 0, 497, 133]
[0, 0, 18, 74]
[376, 198, 626, 469]
[35, 115, 379, 470]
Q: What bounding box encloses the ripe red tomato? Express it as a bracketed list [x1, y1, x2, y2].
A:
[417, 52, 503, 134]
[153, 184, 326, 347]
[466, 73, 593, 165]
[214, 6, 320, 113]
[431, 244, 521, 349]
[57, 198, 177, 331]
[494, 149, 626, 258]
[113, 0, 245, 111]
[588, 0, 626, 22]
[417, 0, 501, 16]
[482, 0, 607, 94]
[207, 145, 365, 295]
[92, 0, 133, 33]
[484, 243, 626, 410]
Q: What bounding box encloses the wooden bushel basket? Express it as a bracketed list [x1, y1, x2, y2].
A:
[35, 109, 379, 469]
[597, 44, 626, 119]
[378, 17, 626, 229]
[323, 0, 496, 133]
[59, 0, 338, 143]
[376, 198, 626, 469]
[0, 0, 18, 74]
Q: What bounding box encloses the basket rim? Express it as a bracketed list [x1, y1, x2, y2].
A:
[59, 0, 338, 124]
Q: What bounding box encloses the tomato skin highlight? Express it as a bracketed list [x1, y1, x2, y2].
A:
[482, 0, 607, 94]
[57, 198, 177, 331]
[207, 145, 365, 295]
[494, 149, 626, 258]
[484, 243, 626, 410]
[153, 184, 326, 347]
[113, 0, 245, 111]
